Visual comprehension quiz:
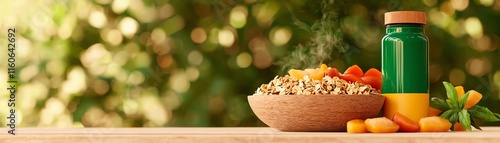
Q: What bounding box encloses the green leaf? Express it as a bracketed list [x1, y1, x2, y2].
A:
[440, 109, 458, 119]
[430, 97, 450, 111]
[443, 82, 459, 109]
[458, 109, 472, 131]
[446, 99, 453, 109]
[449, 113, 458, 124]
[494, 113, 500, 119]
[470, 117, 482, 131]
[458, 91, 470, 109]
[468, 106, 500, 122]
[449, 113, 458, 131]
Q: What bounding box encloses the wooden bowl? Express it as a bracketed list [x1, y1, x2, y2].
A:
[248, 94, 385, 132]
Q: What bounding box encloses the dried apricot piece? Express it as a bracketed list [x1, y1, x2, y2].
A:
[361, 76, 381, 90]
[339, 74, 366, 84]
[344, 65, 364, 77]
[364, 68, 382, 79]
[326, 68, 340, 77]
[320, 64, 328, 71]
[304, 68, 315, 74]
[453, 123, 466, 131]
[365, 117, 399, 133]
[392, 112, 420, 132]
[456, 86, 465, 99]
[310, 69, 325, 80]
[428, 107, 442, 116]
[463, 90, 482, 109]
[288, 69, 309, 80]
[419, 116, 452, 132]
[347, 119, 367, 133]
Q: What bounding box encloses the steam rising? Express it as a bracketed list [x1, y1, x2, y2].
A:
[277, 0, 349, 73]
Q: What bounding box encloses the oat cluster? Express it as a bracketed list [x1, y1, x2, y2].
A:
[254, 75, 380, 95]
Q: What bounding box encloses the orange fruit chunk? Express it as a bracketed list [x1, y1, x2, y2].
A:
[428, 107, 442, 117]
[453, 123, 466, 131]
[339, 74, 366, 84]
[419, 116, 452, 132]
[320, 64, 328, 71]
[361, 76, 381, 90]
[310, 69, 325, 80]
[304, 68, 315, 74]
[392, 112, 420, 132]
[463, 90, 482, 109]
[456, 86, 465, 99]
[288, 69, 309, 80]
[326, 68, 340, 77]
[365, 117, 400, 133]
[364, 68, 382, 79]
[347, 119, 367, 133]
[344, 65, 364, 77]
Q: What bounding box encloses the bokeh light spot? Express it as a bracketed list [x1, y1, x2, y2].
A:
[253, 52, 272, 69]
[440, 1, 455, 16]
[469, 35, 495, 52]
[139, 95, 169, 126]
[236, 52, 252, 68]
[88, 10, 107, 28]
[480, 0, 495, 6]
[230, 5, 248, 28]
[119, 17, 139, 38]
[188, 50, 203, 66]
[465, 57, 492, 77]
[106, 29, 123, 46]
[93, 79, 110, 95]
[40, 98, 66, 125]
[218, 27, 236, 48]
[209, 28, 220, 45]
[158, 4, 175, 20]
[254, 1, 280, 27]
[191, 28, 207, 43]
[451, 0, 469, 11]
[169, 71, 190, 93]
[465, 17, 483, 39]
[127, 71, 145, 85]
[157, 54, 174, 68]
[270, 27, 292, 46]
[20, 65, 39, 81]
[151, 28, 166, 44]
[123, 99, 139, 117]
[60, 67, 88, 97]
[185, 66, 200, 81]
[112, 0, 130, 14]
[80, 43, 111, 69]
[133, 52, 151, 68]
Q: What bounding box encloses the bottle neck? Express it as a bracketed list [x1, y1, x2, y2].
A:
[386, 24, 424, 34]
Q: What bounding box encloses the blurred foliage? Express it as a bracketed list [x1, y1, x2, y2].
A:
[0, 0, 499, 127]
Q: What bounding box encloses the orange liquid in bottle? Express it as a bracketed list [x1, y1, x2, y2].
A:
[382, 93, 429, 122]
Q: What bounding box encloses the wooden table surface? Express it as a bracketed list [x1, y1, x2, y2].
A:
[1, 127, 499, 143]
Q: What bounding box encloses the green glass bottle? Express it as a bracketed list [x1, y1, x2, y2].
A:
[381, 11, 429, 122]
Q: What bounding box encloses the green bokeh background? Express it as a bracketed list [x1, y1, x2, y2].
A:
[0, 0, 499, 127]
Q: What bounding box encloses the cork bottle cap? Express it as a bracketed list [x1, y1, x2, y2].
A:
[384, 11, 426, 25]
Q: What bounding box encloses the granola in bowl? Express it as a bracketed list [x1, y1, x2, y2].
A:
[254, 75, 379, 95]
[253, 64, 381, 95]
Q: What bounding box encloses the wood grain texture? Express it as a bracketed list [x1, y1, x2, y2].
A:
[248, 95, 385, 131]
[1, 127, 500, 143]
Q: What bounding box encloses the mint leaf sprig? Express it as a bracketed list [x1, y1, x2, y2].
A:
[430, 81, 500, 131]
